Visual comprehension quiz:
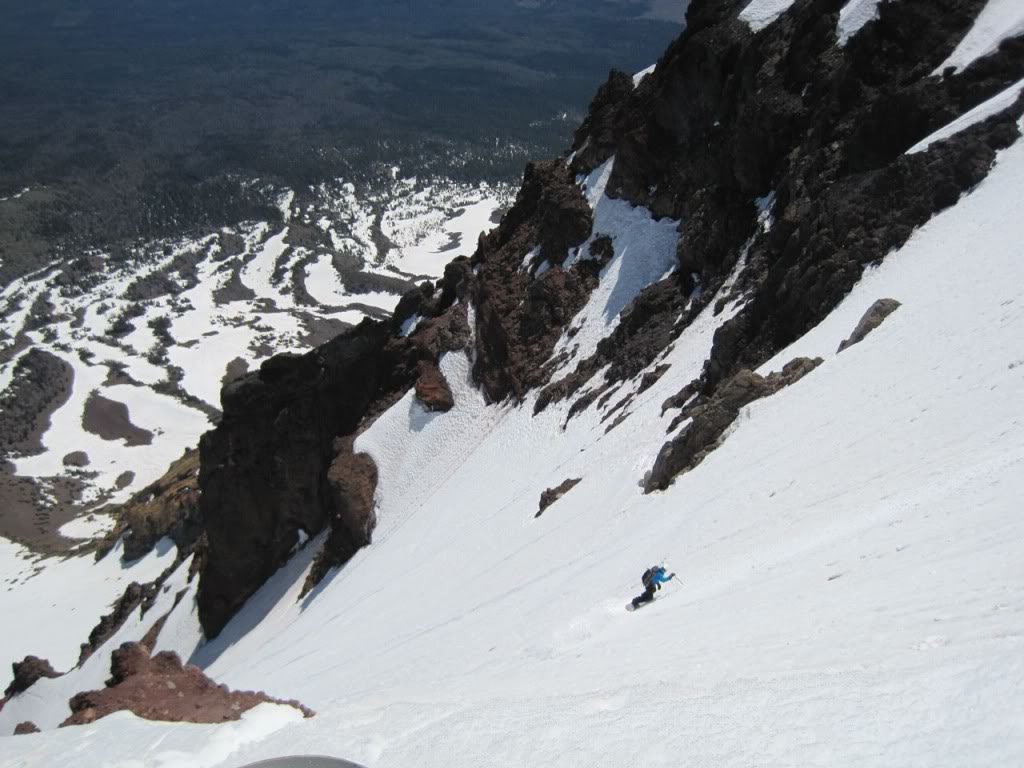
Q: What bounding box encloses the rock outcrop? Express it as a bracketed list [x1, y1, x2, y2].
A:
[838, 298, 902, 352]
[647, 357, 823, 491]
[13, 721, 40, 735]
[471, 159, 598, 402]
[542, 0, 1024, 416]
[61, 642, 312, 727]
[78, 581, 159, 665]
[536, 478, 583, 518]
[4, 656, 61, 698]
[96, 449, 202, 563]
[197, 271, 474, 636]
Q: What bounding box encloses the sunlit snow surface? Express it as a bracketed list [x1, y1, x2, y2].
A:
[0, 177, 509, 511]
[738, 0, 797, 32]
[5, 122, 1024, 765]
[836, 0, 884, 45]
[907, 77, 1024, 153]
[935, 0, 1024, 74]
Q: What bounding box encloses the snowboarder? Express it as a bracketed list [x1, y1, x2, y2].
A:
[630, 565, 675, 609]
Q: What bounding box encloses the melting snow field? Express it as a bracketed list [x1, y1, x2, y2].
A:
[3, 125, 1024, 766]
[0, 178, 504, 515]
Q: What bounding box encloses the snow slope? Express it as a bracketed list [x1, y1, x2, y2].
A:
[738, 0, 796, 32]
[836, 0, 884, 46]
[908, 77, 1024, 154]
[0, 537, 176, 672]
[935, 0, 1024, 74]
[4, 129, 1024, 768]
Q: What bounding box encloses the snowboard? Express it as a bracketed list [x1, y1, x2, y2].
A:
[625, 599, 655, 612]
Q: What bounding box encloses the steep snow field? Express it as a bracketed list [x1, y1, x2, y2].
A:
[4, 120, 1024, 765]
[936, 0, 1024, 73]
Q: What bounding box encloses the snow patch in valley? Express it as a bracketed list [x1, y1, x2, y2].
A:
[935, 0, 1024, 74]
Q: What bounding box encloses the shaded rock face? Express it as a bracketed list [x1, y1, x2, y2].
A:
[197, 271, 475, 636]
[838, 298, 902, 352]
[5, 656, 61, 698]
[536, 478, 583, 518]
[13, 721, 40, 735]
[548, 0, 1024, 412]
[647, 357, 823, 491]
[61, 642, 312, 727]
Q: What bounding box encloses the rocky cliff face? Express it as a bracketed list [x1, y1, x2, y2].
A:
[190, 0, 1024, 636]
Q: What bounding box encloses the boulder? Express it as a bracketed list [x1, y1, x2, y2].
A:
[536, 478, 583, 518]
[838, 299, 902, 352]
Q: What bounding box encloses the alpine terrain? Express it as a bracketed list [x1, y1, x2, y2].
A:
[2, 0, 1024, 765]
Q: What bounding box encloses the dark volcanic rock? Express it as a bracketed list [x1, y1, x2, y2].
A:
[838, 298, 902, 352]
[5, 656, 61, 697]
[536, 478, 583, 518]
[13, 721, 40, 735]
[559, 0, 1024, 407]
[197, 320, 401, 637]
[646, 357, 823, 492]
[61, 642, 313, 727]
[62, 451, 90, 467]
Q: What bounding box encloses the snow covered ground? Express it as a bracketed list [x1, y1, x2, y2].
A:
[3, 115, 1023, 766]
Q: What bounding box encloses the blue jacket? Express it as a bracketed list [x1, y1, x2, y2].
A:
[651, 567, 673, 585]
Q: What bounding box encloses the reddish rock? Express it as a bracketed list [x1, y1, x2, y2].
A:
[303, 441, 379, 595]
[61, 642, 313, 728]
[415, 360, 455, 412]
[5, 656, 61, 697]
[13, 721, 40, 735]
[536, 478, 583, 518]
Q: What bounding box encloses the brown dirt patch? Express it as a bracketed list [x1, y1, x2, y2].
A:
[82, 391, 153, 446]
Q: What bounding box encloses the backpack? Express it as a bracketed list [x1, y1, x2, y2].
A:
[642, 567, 658, 588]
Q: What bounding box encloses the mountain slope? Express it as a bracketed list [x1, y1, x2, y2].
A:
[6, 109, 1024, 766]
[3, 0, 1024, 764]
